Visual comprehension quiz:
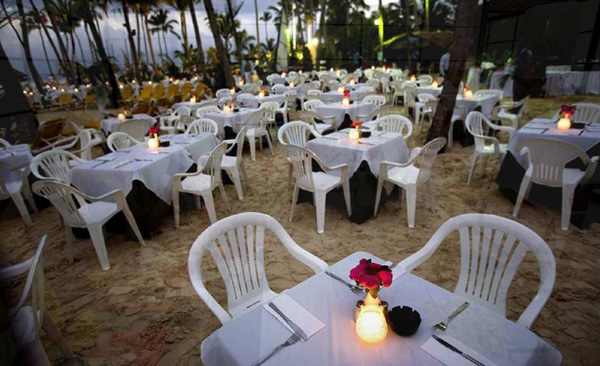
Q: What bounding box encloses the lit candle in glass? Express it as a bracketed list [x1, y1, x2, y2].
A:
[355, 294, 388, 343]
[557, 114, 571, 130]
[147, 137, 159, 149]
[290, 81, 295, 87]
[338, 85, 345, 93]
[118, 113, 126, 121]
[350, 78, 356, 85]
[230, 87, 236, 94]
[431, 80, 439, 88]
[189, 95, 197, 104]
[371, 65, 375, 70]
[464, 89, 473, 99]
[258, 88, 265, 98]
[223, 105, 231, 113]
[342, 97, 350, 106]
[281, 72, 287, 78]
[239, 79, 245, 86]
[410, 75, 416, 82]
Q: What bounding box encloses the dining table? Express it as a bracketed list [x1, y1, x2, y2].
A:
[496, 118, 600, 229]
[68, 133, 218, 236]
[200, 251, 561, 366]
[0, 144, 33, 180]
[100, 114, 156, 135]
[204, 108, 258, 137]
[172, 98, 218, 112]
[297, 129, 408, 224]
[315, 102, 377, 130]
[237, 94, 285, 108]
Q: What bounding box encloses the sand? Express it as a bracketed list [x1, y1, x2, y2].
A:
[1, 95, 600, 366]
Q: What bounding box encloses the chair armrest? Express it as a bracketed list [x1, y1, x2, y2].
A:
[583, 156, 599, 184]
[0, 257, 33, 279]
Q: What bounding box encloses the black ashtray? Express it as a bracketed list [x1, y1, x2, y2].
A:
[160, 141, 170, 147]
[388, 306, 421, 336]
[572, 122, 585, 129]
[234, 108, 240, 112]
[360, 130, 372, 138]
[126, 115, 133, 119]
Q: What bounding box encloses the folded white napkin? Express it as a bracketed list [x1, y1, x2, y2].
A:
[264, 294, 325, 340]
[421, 334, 496, 366]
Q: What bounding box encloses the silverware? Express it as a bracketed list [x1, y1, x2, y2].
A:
[432, 334, 485, 366]
[541, 128, 549, 134]
[250, 332, 302, 366]
[358, 141, 375, 146]
[578, 130, 584, 136]
[268, 303, 308, 341]
[135, 158, 153, 162]
[91, 160, 110, 169]
[324, 271, 362, 293]
[434, 301, 469, 331]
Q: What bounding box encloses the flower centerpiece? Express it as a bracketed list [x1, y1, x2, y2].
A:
[558, 104, 576, 130]
[342, 91, 351, 106]
[258, 87, 266, 98]
[350, 258, 393, 343]
[349, 121, 363, 140]
[147, 126, 160, 149]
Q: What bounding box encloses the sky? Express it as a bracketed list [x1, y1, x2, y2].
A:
[0, 0, 399, 79]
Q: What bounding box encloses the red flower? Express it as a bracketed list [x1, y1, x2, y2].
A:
[351, 121, 363, 128]
[349, 258, 393, 290]
[560, 104, 576, 117]
[148, 127, 159, 135]
[343, 91, 351, 98]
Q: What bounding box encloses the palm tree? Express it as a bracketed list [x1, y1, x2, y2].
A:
[203, 0, 234, 87]
[260, 10, 272, 42]
[40, 0, 76, 82]
[13, 0, 44, 92]
[168, 0, 189, 51]
[119, 0, 140, 80]
[225, 0, 243, 63]
[189, 0, 207, 79]
[253, 0, 260, 46]
[148, 9, 180, 61]
[139, 0, 159, 74]
[25, 10, 55, 78]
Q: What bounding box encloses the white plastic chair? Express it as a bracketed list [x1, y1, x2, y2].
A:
[32, 181, 145, 271]
[365, 106, 397, 121]
[30, 150, 86, 184]
[397, 213, 556, 329]
[221, 127, 250, 201]
[496, 97, 528, 130]
[278, 121, 322, 189]
[376, 115, 413, 138]
[215, 88, 231, 99]
[188, 212, 328, 324]
[303, 99, 324, 112]
[107, 132, 141, 152]
[272, 84, 286, 94]
[374, 137, 446, 228]
[172, 142, 229, 226]
[296, 110, 334, 135]
[512, 138, 598, 231]
[551, 102, 600, 123]
[0, 235, 72, 364]
[0, 138, 10, 147]
[196, 106, 222, 118]
[160, 106, 191, 135]
[240, 109, 274, 161]
[0, 162, 37, 226]
[415, 93, 437, 129]
[392, 80, 405, 105]
[305, 90, 323, 103]
[417, 75, 433, 86]
[283, 144, 351, 234]
[447, 105, 468, 148]
[357, 95, 386, 120]
[259, 101, 281, 128]
[185, 118, 219, 136]
[403, 84, 418, 117]
[283, 91, 297, 112]
[115, 119, 151, 142]
[465, 111, 516, 185]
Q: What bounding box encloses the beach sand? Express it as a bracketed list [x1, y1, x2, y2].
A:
[1, 95, 599, 365]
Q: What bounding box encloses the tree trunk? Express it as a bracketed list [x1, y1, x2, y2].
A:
[204, 0, 234, 87]
[28, 0, 61, 77]
[143, 11, 158, 75]
[39, 28, 55, 78]
[121, 0, 140, 81]
[226, 0, 243, 64]
[180, 10, 188, 50]
[426, 0, 477, 147]
[136, 10, 142, 71]
[254, 0, 260, 46]
[16, 0, 44, 93]
[41, 0, 75, 83]
[75, 31, 86, 66]
[189, 0, 207, 79]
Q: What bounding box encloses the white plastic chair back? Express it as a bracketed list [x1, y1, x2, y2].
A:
[0, 235, 47, 341]
[404, 84, 417, 109]
[272, 84, 286, 94]
[417, 93, 437, 103]
[201, 142, 227, 189]
[362, 95, 386, 107]
[259, 101, 279, 112]
[174, 106, 192, 117]
[0, 162, 20, 200]
[282, 144, 319, 191]
[327, 80, 340, 91]
[32, 181, 88, 227]
[0, 138, 10, 148]
[417, 75, 433, 85]
[215, 88, 231, 99]
[357, 86, 375, 94]
[231, 127, 248, 162]
[377, 115, 413, 138]
[412, 137, 446, 184]
[304, 99, 324, 112]
[380, 77, 391, 93]
[306, 90, 323, 101]
[107, 132, 140, 152]
[30, 150, 84, 183]
[570, 103, 600, 123]
[398, 213, 556, 328]
[247, 109, 272, 135]
[312, 81, 321, 89]
[466, 111, 494, 152]
[185, 118, 219, 136]
[516, 138, 591, 188]
[278, 121, 320, 147]
[218, 96, 234, 108]
[283, 91, 297, 111]
[196, 106, 221, 118]
[188, 212, 327, 324]
[115, 119, 149, 141]
[251, 80, 263, 94]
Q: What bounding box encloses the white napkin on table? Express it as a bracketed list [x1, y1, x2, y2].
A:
[421, 334, 497, 366]
[264, 294, 325, 340]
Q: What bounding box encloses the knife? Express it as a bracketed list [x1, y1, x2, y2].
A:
[432, 334, 486, 366]
[268, 302, 308, 341]
[324, 271, 362, 293]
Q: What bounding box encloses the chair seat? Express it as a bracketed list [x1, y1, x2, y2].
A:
[497, 110, 517, 122]
[247, 128, 268, 138]
[387, 165, 420, 186]
[221, 156, 238, 169]
[11, 306, 36, 346]
[79, 201, 119, 224]
[563, 168, 587, 186]
[181, 174, 212, 193]
[5, 180, 23, 194]
[312, 171, 342, 190]
[481, 143, 507, 154]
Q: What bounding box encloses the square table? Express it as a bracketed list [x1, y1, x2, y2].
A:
[417, 86, 443, 97]
[101, 114, 156, 135]
[455, 94, 501, 118]
[315, 102, 377, 129]
[238, 94, 285, 108]
[201, 251, 561, 366]
[204, 108, 258, 136]
[172, 99, 218, 113]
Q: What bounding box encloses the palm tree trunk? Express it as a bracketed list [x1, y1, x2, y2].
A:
[204, 0, 234, 87]
[426, 0, 477, 145]
[84, 23, 98, 63]
[121, 0, 140, 81]
[141, 14, 150, 72]
[15, 0, 44, 92]
[254, 0, 260, 46]
[28, 0, 61, 77]
[225, 0, 243, 64]
[316, 0, 327, 66]
[38, 28, 55, 78]
[189, 0, 207, 79]
[264, 21, 268, 42]
[41, 0, 75, 83]
[75, 31, 87, 66]
[180, 10, 188, 50]
[143, 11, 158, 75]
[163, 31, 169, 59]
[136, 9, 142, 70]
[155, 31, 163, 62]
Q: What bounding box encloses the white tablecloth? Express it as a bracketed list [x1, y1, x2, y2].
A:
[456, 95, 500, 117]
[315, 103, 377, 129]
[507, 119, 600, 166]
[237, 95, 285, 108]
[204, 108, 257, 135]
[101, 114, 156, 135]
[417, 86, 443, 97]
[306, 130, 409, 177]
[172, 99, 218, 112]
[0, 144, 33, 183]
[69, 134, 217, 203]
[545, 71, 600, 96]
[490, 72, 513, 98]
[201, 251, 561, 366]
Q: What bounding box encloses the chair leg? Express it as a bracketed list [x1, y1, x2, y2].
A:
[202, 191, 218, 223]
[10, 192, 32, 226]
[22, 179, 38, 212]
[467, 154, 478, 185]
[240, 161, 251, 187]
[561, 185, 576, 231]
[314, 191, 327, 234]
[173, 189, 181, 227]
[218, 183, 231, 210]
[248, 137, 256, 161]
[289, 184, 299, 222]
[122, 206, 146, 246]
[481, 155, 489, 177]
[64, 225, 74, 264]
[512, 176, 531, 218]
[87, 224, 110, 271]
[374, 176, 384, 217]
[42, 312, 73, 358]
[425, 180, 435, 212]
[229, 167, 244, 200]
[266, 133, 274, 156]
[287, 163, 293, 190]
[405, 185, 417, 228]
[342, 180, 352, 217]
[448, 120, 455, 148]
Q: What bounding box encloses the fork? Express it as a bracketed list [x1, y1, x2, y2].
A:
[434, 302, 469, 331]
[325, 271, 362, 293]
[250, 332, 302, 366]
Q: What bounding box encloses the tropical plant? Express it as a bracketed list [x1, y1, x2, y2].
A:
[203, 0, 234, 87]
[259, 10, 272, 42]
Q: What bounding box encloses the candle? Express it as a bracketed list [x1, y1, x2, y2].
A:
[290, 81, 295, 87]
[342, 98, 350, 106]
[147, 137, 159, 149]
[350, 79, 356, 85]
[355, 295, 388, 343]
[557, 115, 571, 130]
[258, 88, 265, 98]
[281, 72, 287, 77]
[464, 89, 473, 99]
[239, 79, 245, 85]
[410, 75, 416, 82]
[189, 96, 197, 104]
[223, 105, 231, 113]
[431, 80, 439, 88]
[338, 85, 345, 93]
[330, 68, 334, 72]
[118, 113, 126, 121]
[371, 66, 375, 70]
[230, 87, 236, 94]
[299, 70, 303, 74]
[349, 127, 360, 140]
[119, 84, 124, 89]
[336, 69, 341, 76]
